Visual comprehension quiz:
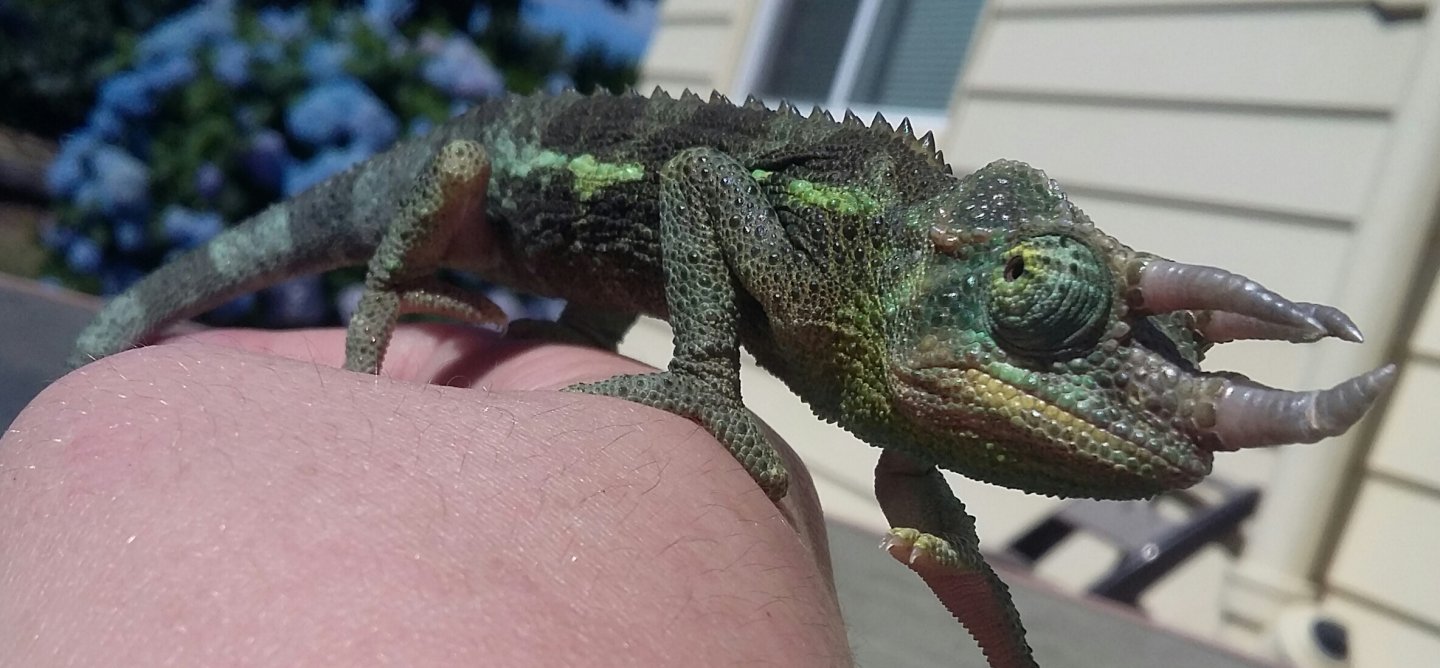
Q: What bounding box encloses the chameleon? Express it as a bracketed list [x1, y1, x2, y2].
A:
[69, 89, 1396, 667]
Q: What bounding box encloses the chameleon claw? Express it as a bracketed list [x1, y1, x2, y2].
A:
[882, 528, 954, 568]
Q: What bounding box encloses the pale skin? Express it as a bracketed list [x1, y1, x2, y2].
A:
[0, 325, 851, 666]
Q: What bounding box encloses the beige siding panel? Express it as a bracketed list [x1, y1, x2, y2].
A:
[1369, 360, 1440, 489]
[948, 99, 1388, 220]
[995, 0, 1431, 11]
[660, 0, 737, 19]
[643, 74, 717, 94]
[1329, 479, 1440, 628]
[1069, 194, 1354, 390]
[642, 23, 739, 86]
[1411, 269, 1440, 358]
[1323, 596, 1440, 668]
[967, 10, 1422, 111]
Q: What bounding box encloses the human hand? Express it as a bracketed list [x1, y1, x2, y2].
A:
[0, 324, 851, 666]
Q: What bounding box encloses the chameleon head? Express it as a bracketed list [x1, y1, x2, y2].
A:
[886, 160, 1396, 498]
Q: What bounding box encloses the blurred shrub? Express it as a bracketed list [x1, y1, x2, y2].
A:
[40, 0, 642, 326]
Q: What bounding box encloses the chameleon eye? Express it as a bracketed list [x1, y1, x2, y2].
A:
[986, 235, 1111, 357]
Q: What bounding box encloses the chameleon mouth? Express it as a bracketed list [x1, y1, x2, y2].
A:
[893, 356, 1211, 485]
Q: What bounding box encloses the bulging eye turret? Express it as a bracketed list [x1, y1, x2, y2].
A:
[986, 235, 1111, 358]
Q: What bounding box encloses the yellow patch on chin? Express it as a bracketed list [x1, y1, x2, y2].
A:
[955, 367, 1144, 469]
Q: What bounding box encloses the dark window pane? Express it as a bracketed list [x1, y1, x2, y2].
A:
[756, 0, 861, 102]
[851, 0, 983, 109]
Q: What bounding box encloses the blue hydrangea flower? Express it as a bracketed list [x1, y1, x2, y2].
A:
[98, 72, 155, 118]
[136, 0, 236, 64]
[262, 276, 328, 327]
[113, 218, 147, 253]
[252, 40, 284, 65]
[38, 219, 77, 252]
[349, 95, 400, 151]
[336, 283, 364, 324]
[239, 130, 291, 193]
[65, 237, 103, 275]
[90, 146, 150, 217]
[207, 292, 258, 323]
[256, 6, 307, 43]
[48, 131, 100, 198]
[137, 54, 199, 93]
[73, 181, 102, 211]
[212, 39, 251, 86]
[286, 78, 397, 151]
[485, 287, 526, 321]
[302, 40, 353, 81]
[86, 108, 127, 142]
[468, 5, 492, 34]
[286, 79, 356, 146]
[363, 0, 414, 37]
[545, 73, 575, 95]
[195, 162, 224, 201]
[49, 0, 620, 331]
[282, 144, 372, 196]
[100, 262, 145, 296]
[160, 206, 224, 249]
[526, 296, 566, 321]
[419, 34, 503, 100]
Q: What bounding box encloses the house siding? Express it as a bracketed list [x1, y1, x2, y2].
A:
[637, 1, 1440, 662]
[946, 1, 1440, 661]
[638, 0, 761, 94]
[1326, 261, 1440, 665]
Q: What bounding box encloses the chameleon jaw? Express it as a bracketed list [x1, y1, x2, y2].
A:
[891, 360, 1213, 493]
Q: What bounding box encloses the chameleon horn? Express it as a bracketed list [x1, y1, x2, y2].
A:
[1131, 259, 1334, 339]
[1207, 364, 1398, 450]
[1194, 305, 1364, 344]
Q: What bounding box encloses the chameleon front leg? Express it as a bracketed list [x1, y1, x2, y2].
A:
[345, 140, 506, 374]
[567, 147, 791, 500]
[875, 449, 1038, 668]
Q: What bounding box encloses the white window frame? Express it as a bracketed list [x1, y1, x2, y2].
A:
[731, 0, 953, 137]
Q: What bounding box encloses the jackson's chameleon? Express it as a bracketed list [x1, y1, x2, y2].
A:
[71, 89, 1396, 667]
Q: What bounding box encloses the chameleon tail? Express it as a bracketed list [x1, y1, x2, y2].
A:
[68, 167, 390, 368]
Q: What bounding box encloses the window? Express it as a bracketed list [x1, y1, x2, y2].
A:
[748, 0, 985, 120]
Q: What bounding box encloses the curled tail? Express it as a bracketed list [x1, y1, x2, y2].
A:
[68, 166, 391, 368]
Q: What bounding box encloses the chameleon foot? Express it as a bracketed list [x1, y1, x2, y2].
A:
[567, 371, 789, 500]
[882, 527, 963, 570]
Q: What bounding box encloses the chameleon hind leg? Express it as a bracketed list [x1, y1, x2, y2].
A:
[345, 140, 505, 374]
[876, 450, 1038, 668]
[566, 147, 791, 500]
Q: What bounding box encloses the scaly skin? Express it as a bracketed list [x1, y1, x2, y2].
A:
[71, 90, 1394, 668]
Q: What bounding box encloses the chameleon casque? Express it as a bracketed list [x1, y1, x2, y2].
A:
[70, 89, 1395, 667]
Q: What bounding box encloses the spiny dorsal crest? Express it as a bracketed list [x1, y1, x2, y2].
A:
[635, 87, 952, 174]
[920, 131, 937, 152]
